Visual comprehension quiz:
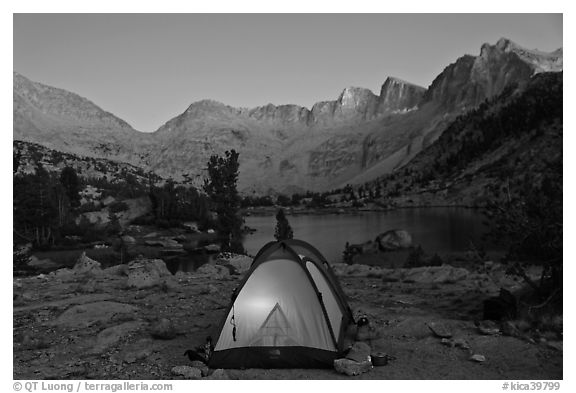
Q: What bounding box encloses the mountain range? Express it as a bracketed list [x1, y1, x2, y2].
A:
[13, 38, 563, 195]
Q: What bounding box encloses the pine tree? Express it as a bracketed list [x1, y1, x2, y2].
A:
[274, 208, 293, 241]
[59, 166, 81, 207]
[204, 150, 243, 252]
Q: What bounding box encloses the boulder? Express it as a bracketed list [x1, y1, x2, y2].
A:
[171, 366, 202, 379]
[150, 318, 177, 340]
[50, 301, 138, 328]
[73, 252, 102, 275]
[334, 358, 373, 376]
[28, 255, 60, 270]
[126, 258, 173, 289]
[345, 342, 372, 362]
[376, 229, 413, 251]
[196, 263, 230, 279]
[121, 235, 137, 245]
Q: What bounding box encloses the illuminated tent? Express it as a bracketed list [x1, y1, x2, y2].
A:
[208, 239, 354, 369]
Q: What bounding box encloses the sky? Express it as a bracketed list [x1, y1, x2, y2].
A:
[13, 13, 562, 132]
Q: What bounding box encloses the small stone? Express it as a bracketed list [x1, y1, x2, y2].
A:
[453, 338, 471, 350]
[477, 320, 500, 335]
[441, 338, 454, 347]
[334, 358, 373, 376]
[171, 365, 201, 379]
[470, 354, 486, 362]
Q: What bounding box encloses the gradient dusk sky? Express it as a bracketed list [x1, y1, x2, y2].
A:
[13, 14, 562, 132]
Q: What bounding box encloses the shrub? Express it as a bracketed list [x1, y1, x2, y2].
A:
[405, 246, 426, 268]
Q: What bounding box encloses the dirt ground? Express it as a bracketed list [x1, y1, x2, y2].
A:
[13, 261, 562, 380]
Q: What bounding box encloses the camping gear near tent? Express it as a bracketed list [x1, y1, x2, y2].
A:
[209, 239, 355, 369]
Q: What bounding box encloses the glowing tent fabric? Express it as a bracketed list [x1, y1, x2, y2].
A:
[209, 240, 354, 369]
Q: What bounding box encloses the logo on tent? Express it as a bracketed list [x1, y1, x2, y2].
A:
[249, 302, 301, 347]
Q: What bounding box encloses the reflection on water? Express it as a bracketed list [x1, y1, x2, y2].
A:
[243, 207, 498, 264]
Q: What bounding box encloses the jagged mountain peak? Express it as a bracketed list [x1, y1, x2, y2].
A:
[424, 38, 563, 110]
[495, 37, 516, 50]
[383, 76, 423, 89]
[486, 37, 563, 73]
[337, 86, 378, 107]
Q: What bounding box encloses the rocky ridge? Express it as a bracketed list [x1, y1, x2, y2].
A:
[13, 38, 563, 194]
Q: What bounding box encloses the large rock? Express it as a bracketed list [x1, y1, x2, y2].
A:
[50, 301, 138, 328]
[345, 342, 372, 362]
[73, 252, 102, 275]
[126, 258, 173, 289]
[28, 255, 60, 270]
[376, 229, 413, 251]
[195, 263, 230, 279]
[334, 358, 373, 376]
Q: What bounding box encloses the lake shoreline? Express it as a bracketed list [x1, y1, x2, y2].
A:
[243, 207, 500, 265]
[243, 203, 484, 217]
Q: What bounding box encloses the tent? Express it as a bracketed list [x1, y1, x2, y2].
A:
[208, 239, 355, 369]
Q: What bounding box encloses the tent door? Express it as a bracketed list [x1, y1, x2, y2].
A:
[248, 303, 301, 347]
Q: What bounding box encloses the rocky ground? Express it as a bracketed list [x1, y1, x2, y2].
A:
[13, 255, 562, 380]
